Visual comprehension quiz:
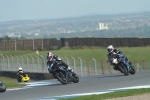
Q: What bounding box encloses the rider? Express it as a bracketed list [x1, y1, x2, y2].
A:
[17, 67, 24, 82]
[107, 45, 131, 70]
[46, 52, 72, 72]
[17, 67, 24, 75]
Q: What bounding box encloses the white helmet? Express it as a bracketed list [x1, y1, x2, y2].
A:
[18, 67, 23, 71]
[107, 45, 114, 53]
[18, 67, 24, 73]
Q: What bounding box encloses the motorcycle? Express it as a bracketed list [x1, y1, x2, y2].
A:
[107, 54, 135, 75]
[17, 73, 30, 82]
[47, 56, 79, 85]
[0, 80, 6, 92]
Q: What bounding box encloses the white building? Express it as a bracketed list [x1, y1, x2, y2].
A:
[99, 23, 108, 30]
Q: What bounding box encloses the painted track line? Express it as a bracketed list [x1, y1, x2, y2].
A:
[7, 80, 61, 91]
[33, 84, 150, 100]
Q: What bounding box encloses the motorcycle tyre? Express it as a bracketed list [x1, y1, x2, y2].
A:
[72, 74, 79, 83]
[118, 63, 129, 75]
[17, 75, 22, 82]
[129, 66, 136, 75]
[0, 81, 6, 92]
[55, 72, 68, 85]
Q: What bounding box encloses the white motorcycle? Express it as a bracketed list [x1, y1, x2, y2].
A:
[0, 80, 6, 92]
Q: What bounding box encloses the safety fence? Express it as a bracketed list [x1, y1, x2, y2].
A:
[1, 38, 150, 51]
[0, 55, 149, 77]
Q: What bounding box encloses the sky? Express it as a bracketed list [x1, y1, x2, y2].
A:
[0, 0, 150, 22]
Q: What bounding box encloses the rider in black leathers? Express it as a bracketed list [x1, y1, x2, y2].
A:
[16, 67, 24, 82]
[107, 45, 131, 70]
[46, 52, 72, 73]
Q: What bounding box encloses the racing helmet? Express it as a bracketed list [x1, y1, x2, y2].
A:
[107, 45, 114, 53]
[47, 52, 53, 60]
[18, 67, 23, 71]
[18, 67, 23, 73]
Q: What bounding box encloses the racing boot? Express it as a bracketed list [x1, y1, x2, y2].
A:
[64, 63, 73, 72]
[113, 66, 117, 70]
[68, 66, 73, 72]
[129, 61, 132, 65]
[125, 57, 132, 65]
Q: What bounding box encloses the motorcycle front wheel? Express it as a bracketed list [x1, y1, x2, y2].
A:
[55, 71, 68, 85]
[118, 63, 129, 75]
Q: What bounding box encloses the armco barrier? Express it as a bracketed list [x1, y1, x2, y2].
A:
[0, 38, 150, 51]
[0, 71, 54, 80]
[60, 37, 150, 47]
[0, 38, 59, 51]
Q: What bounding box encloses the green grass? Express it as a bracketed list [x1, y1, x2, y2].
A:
[60, 88, 150, 100]
[0, 46, 150, 62]
[0, 76, 26, 88]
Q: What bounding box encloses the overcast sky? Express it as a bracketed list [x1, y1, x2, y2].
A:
[0, 0, 150, 22]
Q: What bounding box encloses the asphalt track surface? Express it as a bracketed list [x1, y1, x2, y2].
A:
[0, 70, 150, 100]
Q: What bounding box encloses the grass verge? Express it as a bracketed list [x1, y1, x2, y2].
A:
[0, 76, 26, 88]
[60, 88, 150, 100]
[0, 46, 150, 62]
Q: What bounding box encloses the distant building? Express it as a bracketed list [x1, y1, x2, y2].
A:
[99, 23, 108, 30]
[7, 33, 16, 37]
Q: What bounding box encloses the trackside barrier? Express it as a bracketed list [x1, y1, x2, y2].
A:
[0, 71, 53, 80]
[0, 55, 149, 78]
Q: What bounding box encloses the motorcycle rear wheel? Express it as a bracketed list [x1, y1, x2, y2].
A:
[73, 74, 79, 83]
[129, 66, 136, 75]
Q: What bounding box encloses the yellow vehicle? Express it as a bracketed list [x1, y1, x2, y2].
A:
[17, 73, 30, 82]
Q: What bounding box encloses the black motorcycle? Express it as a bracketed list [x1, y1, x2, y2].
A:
[107, 54, 135, 75]
[0, 80, 6, 92]
[47, 56, 79, 85]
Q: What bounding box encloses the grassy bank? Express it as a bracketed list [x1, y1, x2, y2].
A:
[0, 46, 150, 62]
[60, 88, 150, 100]
[0, 76, 26, 88]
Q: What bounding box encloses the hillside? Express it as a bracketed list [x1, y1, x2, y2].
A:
[0, 12, 150, 39]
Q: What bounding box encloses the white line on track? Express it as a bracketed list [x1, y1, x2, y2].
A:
[7, 81, 61, 91]
[6, 81, 150, 100]
[33, 84, 150, 100]
[24, 81, 60, 87]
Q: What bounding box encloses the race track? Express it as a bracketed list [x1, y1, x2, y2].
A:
[0, 70, 150, 100]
